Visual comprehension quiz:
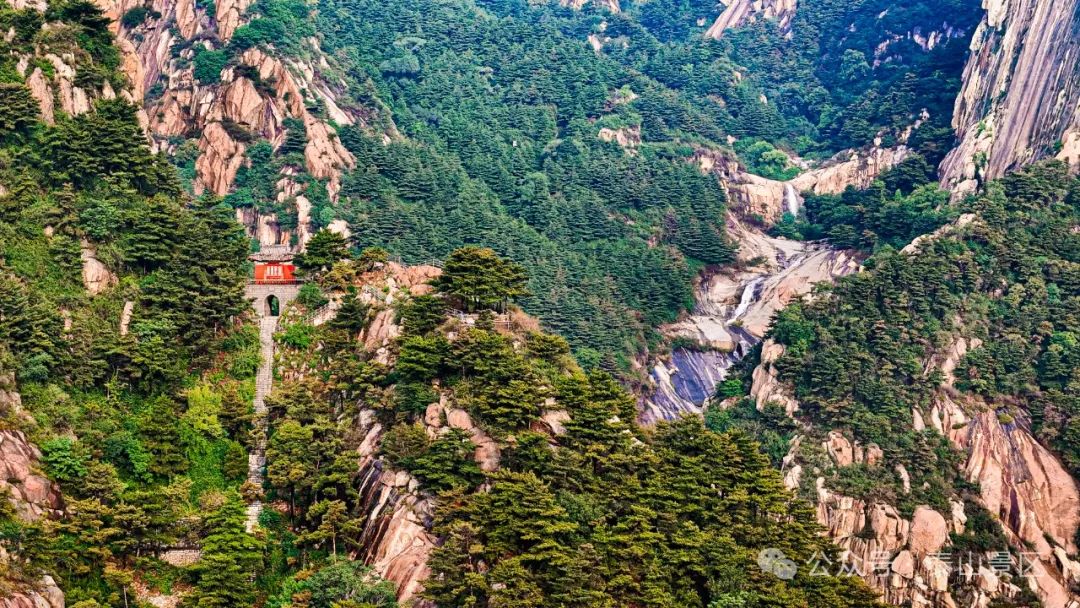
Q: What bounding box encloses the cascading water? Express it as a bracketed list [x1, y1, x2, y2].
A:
[784, 183, 800, 217]
[644, 272, 767, 422]
[729, 276, 765, 324]
[640, 217, 860, 425]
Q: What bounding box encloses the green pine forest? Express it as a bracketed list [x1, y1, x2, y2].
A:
[156, 0, 980, 369]
[1, 0, 1078, 607]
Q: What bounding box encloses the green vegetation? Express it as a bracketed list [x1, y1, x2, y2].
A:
[433, 246, 528, 312]
[734, 138, 800, 180]
[312, 0, 743, 367]
[297, 0, 978, 364]
[765, 162, 1080, 504]
[7, 0, 1076, 607]
[771, 160, 954, 250]
[265, 251, 882, 608]
[192, 47, 228, 84]
[268, 560, 398, 608]
[0, 4, 399, 605]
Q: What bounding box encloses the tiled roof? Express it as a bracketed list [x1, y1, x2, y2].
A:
[249, 245, 295, 262]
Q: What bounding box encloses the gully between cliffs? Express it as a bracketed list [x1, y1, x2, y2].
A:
[641, 214, 860, 423]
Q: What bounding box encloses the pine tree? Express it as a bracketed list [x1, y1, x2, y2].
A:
[190, 492, 263, 608]
[299, 230, 350, 272]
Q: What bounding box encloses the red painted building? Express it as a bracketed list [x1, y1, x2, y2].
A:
[250, 245, 298, 284]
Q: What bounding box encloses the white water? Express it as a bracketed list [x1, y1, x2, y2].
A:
[784, 183, 800, 217]
[728, 276, 765, 324]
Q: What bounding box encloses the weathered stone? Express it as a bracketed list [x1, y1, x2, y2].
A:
[81, 239, 118, 295]
[909, 506, 948, 555]
[826, 431, 855, 467]
[892, 550, 915, 579]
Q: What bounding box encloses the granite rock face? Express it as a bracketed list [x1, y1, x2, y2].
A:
[0, 387, 65, 608]
[704, 0, 798, 38]
[88, 0, 367, 250]
[939, 0, 1080, 195]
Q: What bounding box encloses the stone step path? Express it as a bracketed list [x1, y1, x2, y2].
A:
[245, 315, 278, 532]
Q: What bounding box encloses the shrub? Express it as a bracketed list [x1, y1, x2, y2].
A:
[120, 5, 149, 28]
[278, 322, 316, 350]
[295, 283, 328, 309]
[230, 17, 285, 51]
[192, 47, 228, 84]
[41, 438, 88, 485]
[0, 84, 40, 138]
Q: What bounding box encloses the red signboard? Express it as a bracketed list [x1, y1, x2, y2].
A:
[254, 262, 297, 284]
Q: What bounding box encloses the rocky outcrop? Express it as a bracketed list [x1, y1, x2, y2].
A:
[0, 424, 65, 608]
[426, 400, 500, 472]
[25, 68, 54, 125]
[559, 0, 619, 12]
[641, 213, 859, 422]
[0, 431, 64, 521]
[353, 263, 440, 364]
[939, 0, 1080, 195]
[901, 213, 978, 255]
[749, 339, 799, 415]
[180, 48, 355, 200]
[92, 0, 365, 251]
[215, 0, 253, 41]
[5, 0, 46, 10]
[15, 37, 120, 124]
[705, 0, 798, 38]
[597, 125, 640, 153]
[352, 412, 436, 605]
[942, 394, 1080, 607]
[788, 145, 911, 198]
[811, 482, 1015, 608]
[758, 330, 1080, 607]
[80, 239, 117, 295]
[0, 576, 65, 608]
[873, 23, 969, 68]
[195, 122, 246, 198]
[697, 144, 910, 226]
[733, 215, 1080, 607]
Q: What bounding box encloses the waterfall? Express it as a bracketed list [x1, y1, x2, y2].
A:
[728, 276, 764, 324]
[784, 183, 800, 217]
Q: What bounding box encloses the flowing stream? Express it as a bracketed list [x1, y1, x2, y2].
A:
[784, 183, 800, 217]
[641, 221, 858, 424]
[729, 276, 765, 323]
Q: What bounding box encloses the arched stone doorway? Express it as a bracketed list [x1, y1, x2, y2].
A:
[266, 294, 280, 317]
[245, 283, 300, 318]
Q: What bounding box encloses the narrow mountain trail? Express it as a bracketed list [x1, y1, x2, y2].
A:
[246, 315, 278, 532]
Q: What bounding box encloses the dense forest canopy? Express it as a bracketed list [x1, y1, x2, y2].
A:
[4, 0, 1079, 606]
[739, 161, 1080, 524]
[286, 0, 978, 368]
[264, 246, 884, 608]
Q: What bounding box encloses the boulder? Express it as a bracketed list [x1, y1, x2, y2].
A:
[908, 506, 948, 555]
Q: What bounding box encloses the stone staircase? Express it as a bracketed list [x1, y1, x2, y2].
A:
[245, 315, 278, 532]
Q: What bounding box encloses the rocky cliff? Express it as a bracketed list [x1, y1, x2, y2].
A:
[88, 0, 371, 249]
[276, 263, 516, 603]
[6, 0, 132, 126]
[642, 214, 860, 422]
[0, 383, 65, 608]
[697, 143, 911, 226]
[743, 213, 1080, 608]
[705, 0, 798, 38]
[642, 143, 906, 423]
[939, 0, 1080, 195]
[750, 335, 1080, 608]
